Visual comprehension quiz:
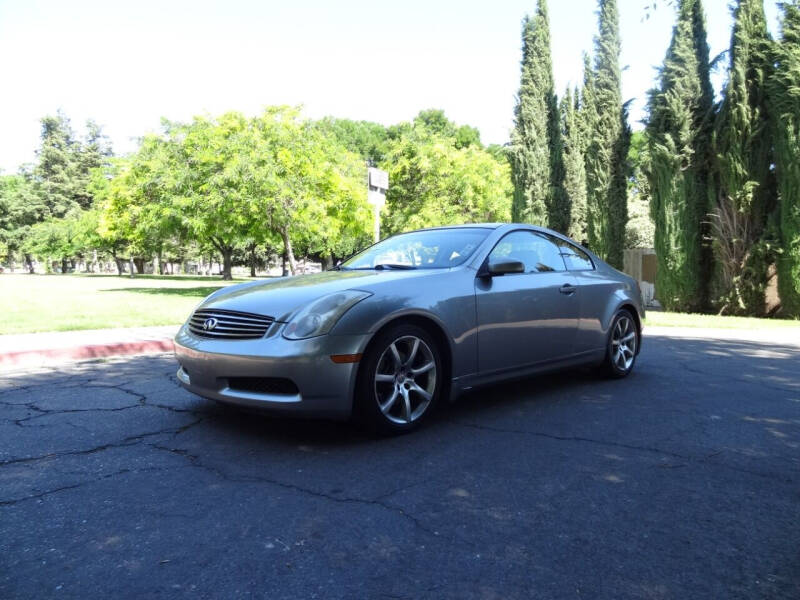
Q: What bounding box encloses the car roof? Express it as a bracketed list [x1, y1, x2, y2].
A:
[414, 223, 504, 231]
[414, 223, 563, 236]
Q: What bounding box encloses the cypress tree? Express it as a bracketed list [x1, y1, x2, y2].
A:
[562, 88, 588, 242]
[579, 53, 597, 148]
[585, 0, 631, 269]
[772, 0, 800, 316]
[511, 0, 566, 229]
[645, 0, 715, 312]
[712, 0, 775, 315]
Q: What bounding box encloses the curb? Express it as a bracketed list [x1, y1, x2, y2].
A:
[0, 339, 175, 370]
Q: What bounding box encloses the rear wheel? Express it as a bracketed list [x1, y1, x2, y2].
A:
[602, 309, 639, 378]
[356, 324, 442, 434]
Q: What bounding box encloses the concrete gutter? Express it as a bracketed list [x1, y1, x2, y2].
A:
[0, 325, 179, 370]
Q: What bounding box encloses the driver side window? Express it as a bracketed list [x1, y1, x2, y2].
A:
[489, 231, 566, 273]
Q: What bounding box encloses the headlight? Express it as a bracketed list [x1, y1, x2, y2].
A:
[283, 290, 372, 340]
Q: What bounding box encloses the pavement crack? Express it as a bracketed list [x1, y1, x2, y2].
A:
[13, 404, 142, 425]
[0, 467, 171, 506]
[147, 441, 439, 538]
[0, 417, 204, 468]
[449, 421, 796, 484]
[448, 419, 689, 459]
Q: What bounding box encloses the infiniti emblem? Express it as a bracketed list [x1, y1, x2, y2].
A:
[203, 318, 218, 331]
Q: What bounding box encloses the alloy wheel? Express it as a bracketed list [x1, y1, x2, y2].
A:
[611, 315, 637, 372]
[373, 335, 437, 424]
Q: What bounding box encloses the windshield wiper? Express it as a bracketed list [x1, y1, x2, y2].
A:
[340, 263, 417, 271]
[373, 263, 417, 270]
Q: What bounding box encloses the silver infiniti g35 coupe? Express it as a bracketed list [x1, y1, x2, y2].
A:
[174, 223, 643, 433]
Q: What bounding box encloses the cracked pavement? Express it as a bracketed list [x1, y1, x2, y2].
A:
[1, 335, 799, 599]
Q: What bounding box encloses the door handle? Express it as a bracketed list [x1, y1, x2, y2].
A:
[559, 284, 577, 295]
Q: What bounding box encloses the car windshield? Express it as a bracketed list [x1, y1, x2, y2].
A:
[342, 228, 492, 270]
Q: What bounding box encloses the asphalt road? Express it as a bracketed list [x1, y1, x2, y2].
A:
[1, 333, 798, 599]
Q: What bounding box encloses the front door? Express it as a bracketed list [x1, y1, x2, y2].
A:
[475, 230, 580, 375]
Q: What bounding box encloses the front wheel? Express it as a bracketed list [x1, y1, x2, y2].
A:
[602, 309, 639, 378]
[356, 324, 442, 434]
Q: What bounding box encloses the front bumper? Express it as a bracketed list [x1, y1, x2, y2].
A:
[173, 322, 370, 420]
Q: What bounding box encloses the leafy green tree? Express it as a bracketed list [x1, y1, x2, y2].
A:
[645, 0, 715, 311]
[95, 154, 172, 275]
[315, 117, 389, 164]
[99, 108, 371, 278]
[511, 1, 566, 230]
[412, 109, 482, 149]
[561, 88, 588, 242]
[24, 209, 86, 273]
[0, 172, 47, 270]
[167, 112, 262, 279]
[585, 0, 631, 269]
[380, 126, 512, 234]
[771, 0, 800, 316]
[247, 108, 371, 274]
[711, 0, 775, 314]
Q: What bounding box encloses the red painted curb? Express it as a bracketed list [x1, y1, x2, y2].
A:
[0, 339, 175, 369]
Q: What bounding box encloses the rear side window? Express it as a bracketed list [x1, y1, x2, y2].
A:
[552, 237, 595, 271]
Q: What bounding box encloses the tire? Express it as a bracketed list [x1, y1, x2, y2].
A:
[602, 309, 639, 378]
[355, 323, 443, 434]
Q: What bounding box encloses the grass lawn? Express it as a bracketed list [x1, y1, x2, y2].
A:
[1, 273, 245, 335]
[644, 310, 800, 330]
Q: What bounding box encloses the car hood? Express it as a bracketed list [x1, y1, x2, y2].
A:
[198, 269, 440, 322]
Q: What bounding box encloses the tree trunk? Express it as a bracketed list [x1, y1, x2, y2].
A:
[61, 257, 68, 274]
[221, 248, 233, 280]
[24, 253, 34, 274]
[281, 252, 288, 277]
[133, 258, 145, 274]
[110, 251, 123, 276]
[248, 243, 257, 278]
[128, 257, 135, 277]
[280, 227, 297, 276]
[322, 254, 333, 271]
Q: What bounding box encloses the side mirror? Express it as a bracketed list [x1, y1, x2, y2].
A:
[486, 258, 525, 276]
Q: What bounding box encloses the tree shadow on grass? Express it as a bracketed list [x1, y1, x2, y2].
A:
[101, 286, 224, 297]
[82, 274, 254, 283]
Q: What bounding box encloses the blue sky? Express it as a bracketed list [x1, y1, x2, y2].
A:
[0, 0, 781, 173]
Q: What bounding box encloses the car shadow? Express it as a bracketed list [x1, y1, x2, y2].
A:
[196, 333, 800, 450]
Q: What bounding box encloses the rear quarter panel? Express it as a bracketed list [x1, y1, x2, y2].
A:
[574, 266, 643, 353]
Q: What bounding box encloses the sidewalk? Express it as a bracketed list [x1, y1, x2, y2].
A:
[645, 325, 800, 348]
[0, 325, 179, 371]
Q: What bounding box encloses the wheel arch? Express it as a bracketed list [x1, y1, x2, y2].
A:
[356, 311, 454, 404]
[614, 302, 642, 355]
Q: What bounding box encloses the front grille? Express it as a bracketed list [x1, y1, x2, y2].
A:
[188, 308, 274, 340]
[227, 377, 299, 395]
